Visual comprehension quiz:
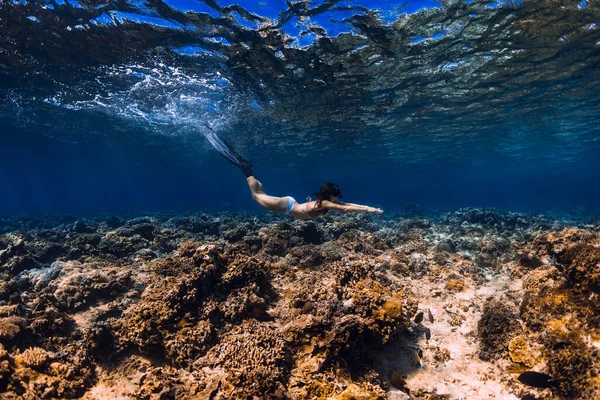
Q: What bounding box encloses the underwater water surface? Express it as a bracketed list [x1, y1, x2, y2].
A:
[1, 0, 599, 215]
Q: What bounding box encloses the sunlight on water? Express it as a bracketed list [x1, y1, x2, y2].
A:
[2, 0, 599, 148]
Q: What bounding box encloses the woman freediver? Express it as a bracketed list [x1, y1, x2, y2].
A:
[209, 128, 384, 219]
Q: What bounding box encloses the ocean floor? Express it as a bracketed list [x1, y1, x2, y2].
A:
[0, 209, 599, 399]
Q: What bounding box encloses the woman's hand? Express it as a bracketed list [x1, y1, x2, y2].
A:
[367, 207, 383, 214]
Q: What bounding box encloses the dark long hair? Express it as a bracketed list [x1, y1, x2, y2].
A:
[312, 183, 342, 208]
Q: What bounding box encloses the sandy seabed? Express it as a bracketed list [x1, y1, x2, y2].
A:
[0, 209, 598, 399]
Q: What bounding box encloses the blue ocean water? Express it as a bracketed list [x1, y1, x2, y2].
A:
[1, 0, 599, 216]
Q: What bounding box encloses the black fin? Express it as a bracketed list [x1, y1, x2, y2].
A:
[220, 137, 253, 176]
[204, 124, 254, 177]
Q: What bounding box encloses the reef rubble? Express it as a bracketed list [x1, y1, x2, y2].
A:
[0, 209, 598, 399]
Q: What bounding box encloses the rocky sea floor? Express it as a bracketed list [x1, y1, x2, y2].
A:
[0, 209, 599, 399]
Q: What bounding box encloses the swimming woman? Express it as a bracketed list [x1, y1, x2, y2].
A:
[247, 177, 383, 219]
[212, 130, 383, 219]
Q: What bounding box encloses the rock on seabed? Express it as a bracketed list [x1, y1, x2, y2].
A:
[0, 209, 598, 399]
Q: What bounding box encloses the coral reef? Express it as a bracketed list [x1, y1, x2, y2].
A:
[0, 209, 598, 399]
[513, 227, 600, 398]
[477, 299, 521, 361]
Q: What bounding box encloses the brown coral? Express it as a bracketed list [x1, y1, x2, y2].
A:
[120, 279, 182, 353]
[121, 242, 273, 360]
[20, 347, 49, 369]
[164, 320, 213, 367]
[7, 347, 94, 399]
[477, 299, 521, 361]
[135, 366, 179, 400]
[0, 317, 25, 343]
[52, 264, 132, 311]
[205, 321, 290, 398]
[445, 279, 466, 292]
[4, 211, 599, 399]
[153, 256, 195, 276]
[522, 264, 563, 295]
[563, 244, 600, 293]
[544, 330, 595, 398]
[337, 230, 378, 254]
[508, 336, 533, 367]
[382, 300, 403, 319]
[0, 344, 11, 392]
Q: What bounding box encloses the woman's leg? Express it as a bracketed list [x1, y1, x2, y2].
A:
[247, 176, 288, 213]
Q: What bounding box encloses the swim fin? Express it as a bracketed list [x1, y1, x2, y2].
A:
[203, 124, 254, 177]
[219, 135, 254, 178]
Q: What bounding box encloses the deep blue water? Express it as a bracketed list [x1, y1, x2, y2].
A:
[1, 0, 599, 216]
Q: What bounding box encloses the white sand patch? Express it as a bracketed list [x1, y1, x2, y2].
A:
[82, 365, 140, 400]
[375, 268, 525, 399]
[71, 303, 111, 329]
[83, 382, 133, 400]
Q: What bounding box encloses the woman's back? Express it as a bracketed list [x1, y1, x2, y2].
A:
[289, 200, 328, 219]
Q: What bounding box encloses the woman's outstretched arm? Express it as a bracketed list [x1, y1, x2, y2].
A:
[320, 200, 383, 214]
